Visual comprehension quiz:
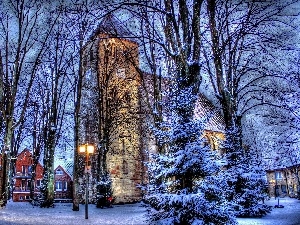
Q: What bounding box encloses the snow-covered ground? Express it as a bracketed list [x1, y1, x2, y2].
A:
[0, 198, 300, 225]
[0, 201, 148, 225]
[237, 198, 300, 225]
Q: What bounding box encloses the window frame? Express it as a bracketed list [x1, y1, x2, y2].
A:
[55, 181, 67, 191]
[275, 171, 283, 180]
[56, 181, 63, 191]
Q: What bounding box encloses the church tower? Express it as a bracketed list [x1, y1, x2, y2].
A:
[81, 14, 143, 203]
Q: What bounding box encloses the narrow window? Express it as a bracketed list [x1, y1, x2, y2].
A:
[122, 160, 128, 174]
[22, 165, 27, 175]
[56, 181, 63, 191]
[27, 180, 31, 190]
[62, 181, 67, 191]
[122, 139, 125, 155]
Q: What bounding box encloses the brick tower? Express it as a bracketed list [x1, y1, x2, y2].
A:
[81, 14, 143, 203]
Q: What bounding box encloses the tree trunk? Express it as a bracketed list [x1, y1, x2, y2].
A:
[73, 117, 80, 211]
[73, 27, 84, 211]
[0, 117, 14, 207]
[39, 126, 56, 207]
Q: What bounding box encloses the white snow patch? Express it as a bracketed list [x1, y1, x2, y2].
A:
[237, 198, 300, 225]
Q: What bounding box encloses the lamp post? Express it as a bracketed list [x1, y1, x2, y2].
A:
[78, 143, 95, 219]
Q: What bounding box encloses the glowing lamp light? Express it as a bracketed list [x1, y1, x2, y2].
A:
[79, 145, 86, 153]
[87, 145, 95, 154]
[78, 143, 94, 154]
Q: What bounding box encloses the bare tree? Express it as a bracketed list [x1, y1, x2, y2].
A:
[0, 0, 58, 207]
[63, 0, 104, 210]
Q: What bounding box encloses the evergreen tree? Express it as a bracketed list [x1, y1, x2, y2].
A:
[145, 88, 236, 225]
[224, 126, 272, 217]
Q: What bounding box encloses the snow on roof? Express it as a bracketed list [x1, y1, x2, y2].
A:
[194, 94, 225, 132]
[54, 165, 72, 180]
[54, 158, 73, 179]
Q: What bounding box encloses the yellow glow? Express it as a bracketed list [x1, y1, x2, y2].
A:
[79, 145, 86, 153]
[87, 145, 95, 154]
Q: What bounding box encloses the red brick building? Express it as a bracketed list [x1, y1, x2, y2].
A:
[13, 149, 43, 202]
[54, 165, 72, 200]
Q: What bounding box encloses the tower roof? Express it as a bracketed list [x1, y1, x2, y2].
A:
[93, 13, 132, 38]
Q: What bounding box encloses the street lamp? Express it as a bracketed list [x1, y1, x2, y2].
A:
[78, 143, 95, 219]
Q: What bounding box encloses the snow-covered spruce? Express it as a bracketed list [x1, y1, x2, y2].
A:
[145, 118, 236, 224]
[224, 126, 272, 217]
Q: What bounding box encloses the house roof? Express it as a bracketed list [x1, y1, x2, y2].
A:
[194, 94, 225, 132]
[17, 148, 32, 158]
[55, 165, 72, 180]
[140, 72, 225, 133]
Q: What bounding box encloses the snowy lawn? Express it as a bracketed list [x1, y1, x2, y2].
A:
[0, 201, 148, 225]
[1, 198, 300, 225]
[237, 197, 300, 225]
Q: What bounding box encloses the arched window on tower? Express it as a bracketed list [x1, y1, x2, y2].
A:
[122, 160, 128, 174]
[122, 139, 125, 155]
[103, 41, 110, 65]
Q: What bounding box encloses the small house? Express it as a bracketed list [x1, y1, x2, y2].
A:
[54, 165, 72, 201]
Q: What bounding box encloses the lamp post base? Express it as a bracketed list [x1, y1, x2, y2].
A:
[85, 172, 89, 219]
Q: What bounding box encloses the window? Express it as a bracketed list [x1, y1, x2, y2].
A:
[123, 91, 131, 105]
[28, 165, 33, 174]
[116, 68, 126, 78]
[281, 185, 287, 193]
[36, 180, 41, 187]
[25, 195, 30, 200]
[22, 165, 28, 175]
[56, 181, 63, 191]
[27, 180, 31, 189]
[275, 171, 282, 180]
[56, 169, 63, 175]
[122, 160, 128, 174]
[122, 139, 125, 155]
[55, 181, 67, 191]
[21, 179, 26, 190]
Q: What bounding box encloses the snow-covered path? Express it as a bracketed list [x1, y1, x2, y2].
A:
[0, 198, 300, 225]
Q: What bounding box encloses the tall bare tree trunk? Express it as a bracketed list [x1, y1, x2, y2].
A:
[73, 26, 85, 211]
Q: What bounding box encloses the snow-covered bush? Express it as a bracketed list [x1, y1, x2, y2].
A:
[96, 173, 113, 197]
